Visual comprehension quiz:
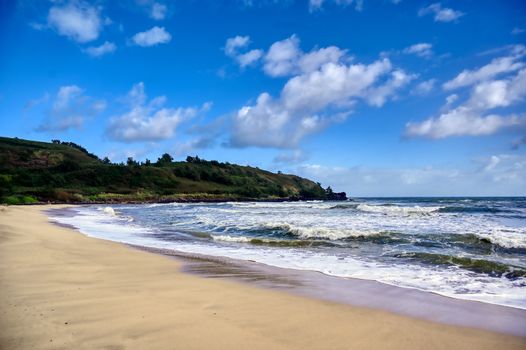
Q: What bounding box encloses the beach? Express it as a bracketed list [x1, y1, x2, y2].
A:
[1, 205, 525, 350]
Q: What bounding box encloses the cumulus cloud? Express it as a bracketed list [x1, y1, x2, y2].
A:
[231, 45, 413, 148]
[406, 109, 524, 139]
[406, 66, 526, 139]
[263, 35, 347, 77]
[309, 0, 362, 12]
[47, 1, 102, 43]
[106, 83, 210, 142]
[443, 45, 525, 90]
[150, 2, 167, 20]
[237, 49, 264, 67]
[224, 35, 263, 68]
[36, 85, 106, 132]
[418, 3, 464, 22]
[132, 26, 171, 47]
[84, 41, 116, 57]
[403, 43, 433, 58]
[225, 35, 251, 56]
[413, 79, 436, 95]
[263, 35, 302, 76]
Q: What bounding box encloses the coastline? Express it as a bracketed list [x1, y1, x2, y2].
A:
[1, 205, 525, 349]
[130, 244, 526, 337]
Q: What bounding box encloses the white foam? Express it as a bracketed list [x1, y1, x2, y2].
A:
[475, 230, 526, 249]
[47, 203, 526, 310]
[103, 207, 116, 216]
[356, 204, 442, 215]
[262, 222, 383, 240]
[212, 235, 252, 243]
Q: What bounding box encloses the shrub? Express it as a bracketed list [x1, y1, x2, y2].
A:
[1, 195, 38, 205]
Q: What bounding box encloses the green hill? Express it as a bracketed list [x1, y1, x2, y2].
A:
[0, 137, 344, 204]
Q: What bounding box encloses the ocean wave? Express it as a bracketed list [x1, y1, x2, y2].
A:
[473, 232, 526, 250]
[437, 206, 513, 214]
[355, 204, 442, 215]
[211, 234, 337, 247]
[394, 252, 526, 279]
[47, 203, 526, 310]
[262, 222, 386, 240]
[329, 203, 359, 210]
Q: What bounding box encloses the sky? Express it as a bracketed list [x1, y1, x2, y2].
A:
[1, 0, 525, 196]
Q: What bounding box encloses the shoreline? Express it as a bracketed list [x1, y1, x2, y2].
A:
[128, 244, 526, 337]
[44, 205, 526, 334]
[1, 205, 525, 349]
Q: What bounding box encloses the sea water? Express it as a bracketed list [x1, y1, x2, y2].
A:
[48, 197, 526, 309]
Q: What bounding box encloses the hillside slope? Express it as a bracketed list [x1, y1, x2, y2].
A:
[0, 137, 343, 204]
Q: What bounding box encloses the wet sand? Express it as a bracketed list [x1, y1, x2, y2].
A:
[1, 205, 525, 349]
[135, 245, 526, 337]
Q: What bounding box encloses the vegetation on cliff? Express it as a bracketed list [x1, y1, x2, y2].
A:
[0, 137, 345, 204]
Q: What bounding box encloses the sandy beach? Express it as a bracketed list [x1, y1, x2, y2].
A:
[1, 205, 525, 350]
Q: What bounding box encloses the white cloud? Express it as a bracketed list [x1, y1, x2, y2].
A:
[403, 43, 433, 58]
[47, 1, 102, 43]
[298, 46, 347, 73]
[263, 35, 302, 77]
[443, 47, 525, 90]
[445, 93, 458, 106]
[512, 27, 525, 35]
[364, 69, 416, 106]
[106, 83, 210, 142]
[406, 68, 526, 139]
[263, 35, 347, 77]
[37, 85, 106, 132]
[225, 35, 347, 75]
[150, 3, 167, 20]
[225, 35, 250, 56]
[237, 49, 264, 67]
[132, 26, 171, 47]
[224, 35, 263, 68]
[231, 54, 412, 148]
[308, 0, 361, 12]
[406, 109, 524, 139]
[413, 79, 436, 95]
[418, 3, 464, 22]
[470, 68, 526, 108]
[84, 41, 116, 57]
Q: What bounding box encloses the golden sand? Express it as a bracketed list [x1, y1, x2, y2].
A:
[1, 205, 524, 349]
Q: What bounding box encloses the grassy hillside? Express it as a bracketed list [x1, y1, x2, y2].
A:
[0, 137, 342, 204]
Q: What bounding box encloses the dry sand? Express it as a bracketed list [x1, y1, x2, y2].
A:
[0, 205, 525, 350]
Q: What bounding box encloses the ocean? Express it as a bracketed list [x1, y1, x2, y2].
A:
[49, 197, 526, 309]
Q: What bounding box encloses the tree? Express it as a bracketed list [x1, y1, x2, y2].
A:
[325, 186, 334, 196]
[51, 139, 61, 144]
[157, 153, 173, 166]
[144, 159, 151, 166]
[186, 155, 201, 163]
[127, 157, 138, 166]
[102, 157, 111, 164]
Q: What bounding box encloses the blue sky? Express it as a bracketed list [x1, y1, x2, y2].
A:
[1, 0, 525, 196]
